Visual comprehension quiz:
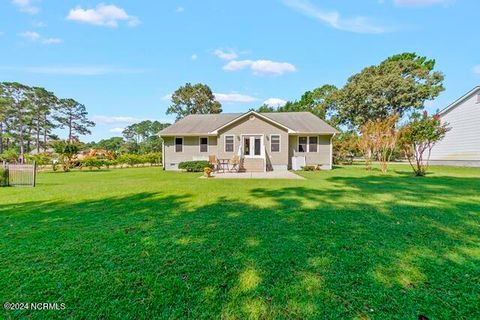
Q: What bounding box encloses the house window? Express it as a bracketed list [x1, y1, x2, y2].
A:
[271, 135, 280, 152]
[199, 137, 208, 153]
[175, 137, 183, 152]
[298, 137, 308, 152]
[477, 93, 480, 103]
[225, 135, 234, 152]
[309, 136, 318, 152]
[298, 136, 318, 152]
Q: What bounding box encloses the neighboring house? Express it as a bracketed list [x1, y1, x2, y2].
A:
[430, 86, 480, 167]
[159, 111, 338, 172]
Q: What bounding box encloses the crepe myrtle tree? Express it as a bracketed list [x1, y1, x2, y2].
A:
[399, 111, 450, 176]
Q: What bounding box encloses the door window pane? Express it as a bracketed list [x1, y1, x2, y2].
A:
[309, 136, 318, 152]
[298, 137, 307, 152]
[254, 138, 261, 156]
[244, 137, 250, 155]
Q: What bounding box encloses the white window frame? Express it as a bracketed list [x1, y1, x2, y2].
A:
[199, 137, 209, 153]
[174, 136, 183, 153]
[297, 136, 308, 153]
[241, 134, 264, 158]
[224, 135, 235, 153]
[270, 134, 281, 153]
[297, 136, 319, 153]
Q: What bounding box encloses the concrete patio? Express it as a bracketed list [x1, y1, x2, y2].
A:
[201, 171, 305, 180]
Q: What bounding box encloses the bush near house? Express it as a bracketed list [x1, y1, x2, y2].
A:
[178, 160, 213, 172]
[0, 168, 8, 186]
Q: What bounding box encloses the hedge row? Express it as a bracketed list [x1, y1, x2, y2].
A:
[80, 153, 161, 170]
[178, 161, 213, 172]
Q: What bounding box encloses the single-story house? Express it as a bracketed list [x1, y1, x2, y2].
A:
[430, 86, 480, 167]
[159, 111, 339, 172]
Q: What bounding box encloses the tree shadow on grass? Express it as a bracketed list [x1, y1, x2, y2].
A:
[0, 175, 479, 319]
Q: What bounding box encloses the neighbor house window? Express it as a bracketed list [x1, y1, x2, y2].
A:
[175, 137, 183, 152]
[309, 136, 318, 152]
[225, 135, 234, 152]
[271, 135, 280, 152]
[477, 93, 480, 103]
[298, 137, 308, 152]
[199, 137, 208, 153]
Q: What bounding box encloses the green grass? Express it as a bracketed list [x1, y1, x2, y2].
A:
[1, 164, 479, 319]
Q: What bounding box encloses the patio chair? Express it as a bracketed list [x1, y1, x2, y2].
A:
[229, 155, 240, 172]
[208, 155, 219, 171]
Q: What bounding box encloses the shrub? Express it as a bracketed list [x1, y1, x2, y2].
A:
[0, 168, 8, 186]
[301, 165, 318, 171]
[178, 161, 213, 172]
[81, 157, 105, 170]
[117, 154, 141, 167]
[0, 149, 18, 163]
[398, 112, 450, 176]
[142, 152, 162, 165]
[25, 152, 53, 166]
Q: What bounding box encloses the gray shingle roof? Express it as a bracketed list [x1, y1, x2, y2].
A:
[159, 111, 338, 135]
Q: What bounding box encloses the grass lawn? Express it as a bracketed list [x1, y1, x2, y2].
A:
[1, 164, 479, 319]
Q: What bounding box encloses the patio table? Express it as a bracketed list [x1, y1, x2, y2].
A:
[217, 159, 230, 173]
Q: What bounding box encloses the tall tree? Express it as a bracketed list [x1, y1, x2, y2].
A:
[334, 52, 444, 128]
[55, 98, 95, 142]
[0, 94, 11, 154]
[278, 84, 338, 119]
[28, 87, 58, 152]
[167, 83, 222, 121]
[0, 82, 32, 161]
[122, 120, 170, 153]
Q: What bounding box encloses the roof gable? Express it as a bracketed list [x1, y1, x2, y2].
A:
[211, 111, 295, 134]
[439, 86, 480, 116]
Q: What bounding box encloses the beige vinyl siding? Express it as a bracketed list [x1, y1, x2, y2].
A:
[217, 114, 289, 167]
[163, 136, 218, 170]
[289, 135, 333, 169]
[431, 92, 480, 162]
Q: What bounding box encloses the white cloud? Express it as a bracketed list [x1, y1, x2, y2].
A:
[162, 94, 172, 101]
[394, 0, 449, 6]
[1, 65, 143, 76]
[176, 6, 184, 13]
[214, 49, 238, 61]
[19, 31, 62, 44]
[66, 4, 140, 28]
[223, 59, 296, 75]
[32, 21, 46, 28]
[12, 0, 39, 15]
[41, 37, 62, 44]
[214, 93, 258, 103]
[283, 0, 388, 34]
[263, 98, 287, 108]
[473, 65, 480, 75]
[93, 116, 144, 125]
[109, 127, 125, 133]
[20, 31, 40, 41]
[191, 54, 198, 61]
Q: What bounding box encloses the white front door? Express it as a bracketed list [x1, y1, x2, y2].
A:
[242, 135, 264, 158]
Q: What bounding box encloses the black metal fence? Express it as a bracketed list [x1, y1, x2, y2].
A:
[2, 162, 37, 187]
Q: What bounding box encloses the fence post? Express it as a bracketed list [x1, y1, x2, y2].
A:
[33, 161, 37, 187]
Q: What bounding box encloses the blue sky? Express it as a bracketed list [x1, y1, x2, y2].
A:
[0, 0, 478, 141]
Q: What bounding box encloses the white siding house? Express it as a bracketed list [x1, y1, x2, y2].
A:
[430, 86, 480, 167]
